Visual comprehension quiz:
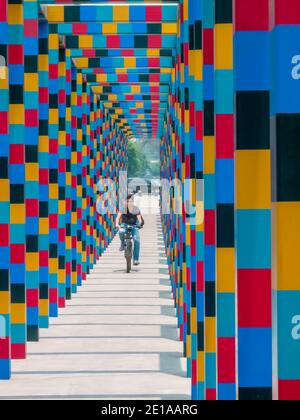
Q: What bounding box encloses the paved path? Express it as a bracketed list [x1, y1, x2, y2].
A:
[0, 196, 190, 400]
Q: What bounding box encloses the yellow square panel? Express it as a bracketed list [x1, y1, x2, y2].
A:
[162, 23, 178, 34]
[124, 57, 135, 68]
[11, 304, 26, 324]
[48, 34, 59, 49]
[204, 136, 215, 175]
[10, 204, 25, 225]
[274, 202, 300, 291]
[39, 300, 48, 316]
[8, 5, 23, 24]
[197, 351, 205, 382]
[49, 184, 58, 199]
[147, 49, 159, 57]
[217, 248, 235, 293]
[26, 253, 39, 271]
[113, 5, 129, 22]
[0, 180, 9, 202]
[49, 109, 58, 124]
[205, 317, 216, 352]
[47, 6, 64, 23]
[49, 258, 58, 274]
[215, 24, 233, 70]
[102, 23, 117, 34]
[39, 136, 49, 154]
[39, 218, 49, 235]
[9, 105, 24, 125]
[0, 292, 10, 314]
[236, 150, 271, 209]
[26, 163, 39, 182]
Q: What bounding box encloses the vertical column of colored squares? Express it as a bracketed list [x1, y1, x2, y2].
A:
[58, 46, 67, 308]
[0, 0, 11, 380]
[85, 91, 91, 275]
[48, 27, 59, 317]
[89, 94, 97, 270]
[76, 71, 83, 287]
[203, 0, 216, 401]
[214, 0, 236, 400]
[81, 79, 88, 281]
[71, 65, 78, 294]
[8, 0, 27, 360]
[269, 0, 300, 401]
[234, 0, 272, 400]
[38, 19, 49, 329]
[178, 0, 188, 378]
[24, 0, 39, 342]
[65, 49, 72, 301]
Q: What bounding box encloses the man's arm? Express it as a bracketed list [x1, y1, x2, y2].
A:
[115, 211, 122, 228]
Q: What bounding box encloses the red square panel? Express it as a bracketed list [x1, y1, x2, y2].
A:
[203, 28, 214, 65]
[39, 250, 48, 267]
[238, 269, 272, 328]
[206, 389, 217, 400]
[24, 19, 38, 37]
[10, 244, 25, 264]
[0, 113, 8, 135]
[49, 64, 58, 79]
[107, 36, 120, 49]
[146, 6, 162, 22]
[8, 45, 23, 65]
[26, 289, 39, 307]
[26, 199, 39, 217]
[9, 144, 24, 164]
[49, 214, 58, 229]
[25, 110, 38, 127]
[73, 24, 87, 34]
[148, 35, 161, 48]
[39, 87, 49, 104]
[39, 168, 49, 185]
[234, 0, 269, 30]
[204, 210, 216, 246]
[0, 224, 9, 247]
[49, 139, 58, 154]
[0, 0, 7, 22]
[279, 380, 300, 400]
[49, 288, 58, 304]
[275, 0, 300, 24]
[218, 338, 236, 383]
[216, 114, 234, 159]
[0, 338, 9, 359]
[11, 344, 26, 360]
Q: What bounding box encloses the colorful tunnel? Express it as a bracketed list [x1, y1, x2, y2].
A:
[0, 0, 300, 401]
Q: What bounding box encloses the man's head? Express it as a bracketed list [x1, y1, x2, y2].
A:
[127, 194, 134, 207]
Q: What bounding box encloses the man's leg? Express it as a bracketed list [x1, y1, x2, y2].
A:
[133, 229, 140, 263]
[119, 228, 125, 251]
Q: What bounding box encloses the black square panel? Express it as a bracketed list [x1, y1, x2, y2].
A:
[236, 91, 270, 150]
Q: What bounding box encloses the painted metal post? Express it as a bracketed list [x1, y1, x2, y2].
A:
[38, 18, 49, 329]
[270, 0, 300, 401]
[234, 0, 272, 400]
[215, 0, 236, 400]
[8, 0, 27, 360]
[24, 0, 39, 342]
[0, 0, 11, 379]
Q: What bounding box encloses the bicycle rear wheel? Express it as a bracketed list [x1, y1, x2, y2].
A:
[125, 240, 132, 273]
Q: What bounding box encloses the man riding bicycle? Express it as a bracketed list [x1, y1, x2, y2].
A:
[116, 194, 143, 266]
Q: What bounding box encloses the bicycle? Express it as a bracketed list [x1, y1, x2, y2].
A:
[119, 223, 141, 273]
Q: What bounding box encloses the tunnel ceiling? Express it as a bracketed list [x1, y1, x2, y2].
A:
[39, 0, 179, 141]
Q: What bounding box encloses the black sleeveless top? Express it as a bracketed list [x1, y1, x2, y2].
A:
[121, 206, 141, 225]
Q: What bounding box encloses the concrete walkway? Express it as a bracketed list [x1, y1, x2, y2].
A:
[0, 196, 190, 400]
